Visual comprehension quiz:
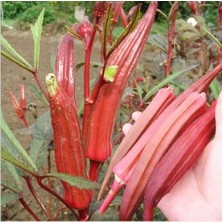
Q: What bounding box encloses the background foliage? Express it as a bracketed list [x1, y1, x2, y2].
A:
[2, 1, 219, 30]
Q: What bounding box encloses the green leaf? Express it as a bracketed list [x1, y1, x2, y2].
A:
[154, 208, 167, 221]
[1, 160, 22, 191]
[1, 35, 33, 72]
[108, 4, 141, 58]
[66, 25, 82, 40]
[1, 148, 37, 175]
[28, 84, 48, 105]
[44, 173, 100, 190]
[143, 64, 199, 102]
[75, 61, 103, 72]
[147, 34, 168, 52]
[179, 31, 200, 41]
[29, 111, 53, 168]
[31, 8, 45, 69]
[1, 51, 33, 73]
[103, 65, 118, 82]
[1, 113, 38, 171]
[102, 3, 113, 59]
[1, 193, 20, 206]
[201, 26, 222, 48]
[1, 178, 20, 193]
[1, 127, 20, 158]
[210, 78, 221, 99]
[135, 83, 143, 100]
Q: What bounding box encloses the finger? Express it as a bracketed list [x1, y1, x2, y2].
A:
[215, 91, 222, 140]
[122, 123, 133, 135]
[131, 111, 142, 121]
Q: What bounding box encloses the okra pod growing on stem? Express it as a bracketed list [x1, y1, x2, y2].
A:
[55, 34, 76, 104]
[85, 2, 158, 180]
[46, 73, 92, 218]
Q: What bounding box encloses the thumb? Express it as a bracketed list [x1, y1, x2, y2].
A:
[215, 91, 222, 141]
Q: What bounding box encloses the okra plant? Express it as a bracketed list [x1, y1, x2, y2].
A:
[1, 1, 222, 221]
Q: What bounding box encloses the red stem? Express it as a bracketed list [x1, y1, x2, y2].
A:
[47, 149, 52, 173]
[82, 23, 98, 145]
[83, 24, 97, 101]
[33, 71, 49, 101]
[112, 132, 124, 147]
[21, 116, 29, 128]
[164, 3, 179, 77]
[78, 207, 90, 221]
[87, 60, 108, 105]
[99, 179, 122, 214]
[23, 176, 52, 220]
[36, 176, 77, 217]
[19, 195, 40, 221]
[219, 48, 222, 64]
[89, 160, 103, 181]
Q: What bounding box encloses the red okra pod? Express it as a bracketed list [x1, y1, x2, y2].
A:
[119, 92, 207, 220]
[98, 88, 175, 213]
[143, 102, 216, 220]
[55, 34, 76, 105]
[98, 87, 175, 200]
[85, 2, 158, 163]
[99, 63, 222, 198]
[46, 73, 92, 211]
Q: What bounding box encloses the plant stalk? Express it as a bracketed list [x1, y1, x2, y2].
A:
[36, 176, 77, 217]
[23, 176, 52, 220]
[164, 2, 179, 77]
[19, 194, 40, 221]
[33, 71, 49, 101]
[82, 22, 98, 146]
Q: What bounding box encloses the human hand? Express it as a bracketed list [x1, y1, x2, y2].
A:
[123, 91, 222, 221]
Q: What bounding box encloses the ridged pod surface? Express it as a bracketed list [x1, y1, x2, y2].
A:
[55, 34, 75, 104]
[46, 73, 92, 210]
[98, 88, 175, 213]
[85, 2, 158, 162]
[98, 52, 222, 193]
[119, 92, 208, 220]
[143, 102, 216, 220]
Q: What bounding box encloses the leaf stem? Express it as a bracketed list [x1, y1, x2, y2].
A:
[164, 2, 179, 78]
[33, 71, 49, 101]
[18, 194, 40, 221]
[36, 176, 77, 217]
[1, 51, 34, 73]
[23, 176, 52, 220]
[201, 25, 222, 48]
